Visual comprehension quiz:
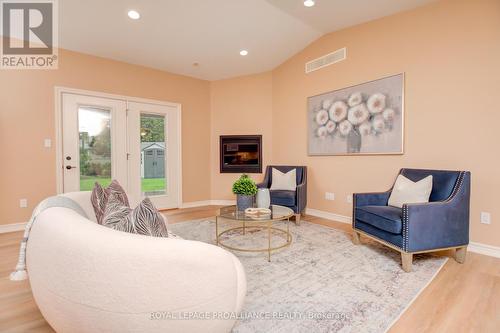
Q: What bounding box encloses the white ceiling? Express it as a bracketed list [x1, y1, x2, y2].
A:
[59, 0, 435, 80]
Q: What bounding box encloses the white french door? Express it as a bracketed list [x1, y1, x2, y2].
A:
[59, 91, 181, 209]
[61, 93, 128, 192]
[127, 101, 181, 209]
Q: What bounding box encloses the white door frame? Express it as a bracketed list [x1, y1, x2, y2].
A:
[54, 86, 183, 207]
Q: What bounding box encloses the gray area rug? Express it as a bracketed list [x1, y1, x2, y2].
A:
[170, 219, 447, 333]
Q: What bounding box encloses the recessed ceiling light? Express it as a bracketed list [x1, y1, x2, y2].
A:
[239, 50, 248, 56]
[127, 10, 140, 20]
[303, 0, 315, 7]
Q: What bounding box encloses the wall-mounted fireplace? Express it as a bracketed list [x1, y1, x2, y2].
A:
[220, 135, 262, 173]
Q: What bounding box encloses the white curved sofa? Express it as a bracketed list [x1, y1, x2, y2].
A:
[26, 191, 246, 333]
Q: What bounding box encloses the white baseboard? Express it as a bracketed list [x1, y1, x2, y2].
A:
[303, 208, 500, 258]
[468, 242, 500, 258]
[180, 200, 213, 208]
[305, 208, 352, 224]
[181, 202, 352, 224]
[210, 200, 236, 206]
[3, 204, 499, 259]
[180, 200, 235, 209]
[0, 222, 26, 233]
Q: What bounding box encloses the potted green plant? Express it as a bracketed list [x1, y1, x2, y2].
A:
[232, 174, 258, 211]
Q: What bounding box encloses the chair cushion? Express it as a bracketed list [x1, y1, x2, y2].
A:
[355, 205, 403, 234]
[270, 190, 296, 207]
[355, 221, 404, 249]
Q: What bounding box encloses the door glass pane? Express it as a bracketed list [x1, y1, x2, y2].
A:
[140, 113, 166, 195]
[78, 107, 112, 190]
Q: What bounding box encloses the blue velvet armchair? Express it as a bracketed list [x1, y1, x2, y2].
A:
[353, 168, 471, 272]
[257, 166, 307, 224]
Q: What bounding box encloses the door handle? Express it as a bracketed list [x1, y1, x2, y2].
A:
[65, 165, 77, 170]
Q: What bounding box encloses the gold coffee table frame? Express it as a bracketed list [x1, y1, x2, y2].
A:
[215, 205, 294, 262]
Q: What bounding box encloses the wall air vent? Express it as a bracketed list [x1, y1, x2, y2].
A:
[305, 47, 347, 74]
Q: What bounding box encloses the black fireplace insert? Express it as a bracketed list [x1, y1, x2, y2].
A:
[220, 135, 262, 173]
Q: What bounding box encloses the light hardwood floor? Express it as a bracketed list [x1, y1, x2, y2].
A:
[0, 206, 498, 332]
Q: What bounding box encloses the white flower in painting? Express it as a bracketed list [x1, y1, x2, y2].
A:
[328, 101, 348, 122]
[322, 99, 333, 110]
[383, 108, 395, 122]
[358, 121, 372, 136]
[317, 126, 328, 138]
[347, 103, 369, 126]
[315, 109, 329, 126]
[348, 92, 363, 107]
[372, 115, 386, 133]
[338, 120, 353, 136]
[367, 93, 386, 114]
[325, 120, 336, 133]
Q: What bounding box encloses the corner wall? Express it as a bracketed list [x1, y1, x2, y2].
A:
[271, 0, 500, 247]
[210, 72, 273, 199]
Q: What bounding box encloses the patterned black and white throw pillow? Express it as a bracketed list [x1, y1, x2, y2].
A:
[102, 193, 169, 238]
[91, 180, 129, 224]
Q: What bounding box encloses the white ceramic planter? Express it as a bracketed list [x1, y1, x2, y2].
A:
[256, 188, 271, 208]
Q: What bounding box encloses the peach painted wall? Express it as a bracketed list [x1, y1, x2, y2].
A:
[210, 72, 273, 199]
[0, 49, 211, 225]
[271, 0, 500, 246]
[1, 0, 498, 249]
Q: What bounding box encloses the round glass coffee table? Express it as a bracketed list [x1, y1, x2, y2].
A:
[215, 205, 294, 262]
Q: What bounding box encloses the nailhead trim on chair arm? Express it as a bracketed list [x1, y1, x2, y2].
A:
[402, 171, 466, 252]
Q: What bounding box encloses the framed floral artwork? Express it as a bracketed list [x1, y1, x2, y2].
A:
[307, 73, 404, 155]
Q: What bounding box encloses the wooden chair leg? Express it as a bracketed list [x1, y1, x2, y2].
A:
[352, 230, 361, 245]
[401, 252, 413, 272]
[455, 246, 467, 264]
[294, 214, 301, 225]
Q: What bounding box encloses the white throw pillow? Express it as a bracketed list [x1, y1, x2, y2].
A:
[388, 174, 433, 208]
[270, 168, 297, 191]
